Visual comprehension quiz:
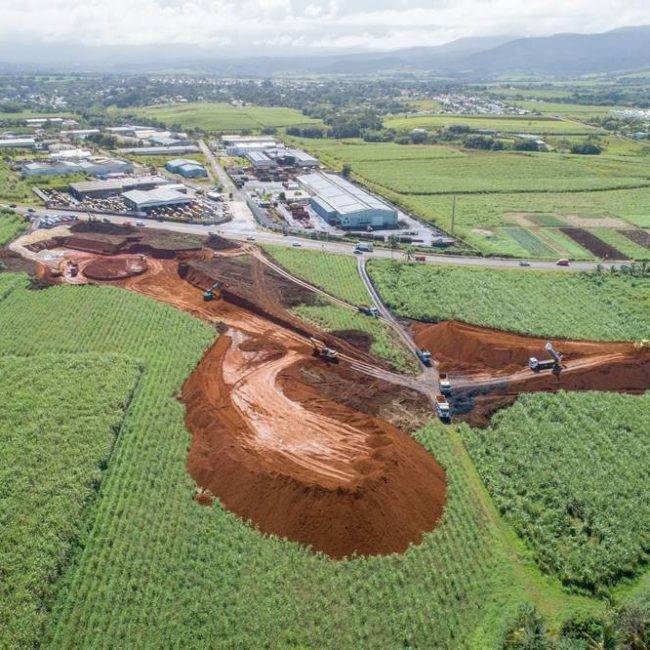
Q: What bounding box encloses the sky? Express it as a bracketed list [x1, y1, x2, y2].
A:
[1, 0, 649, 58]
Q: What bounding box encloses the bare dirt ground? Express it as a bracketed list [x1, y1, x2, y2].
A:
[24, 227, 649, 557]
[412, 320, 649, 426]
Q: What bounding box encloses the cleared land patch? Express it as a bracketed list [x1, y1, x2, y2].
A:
[0, 353, 141, 648]
[559, 227, 624, 259]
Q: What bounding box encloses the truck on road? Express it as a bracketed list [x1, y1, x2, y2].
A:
[439, 373, 451, 395]
[357, 305, 379, 318]
[435, 395, 451, 421]
[417, 349, 432, 367]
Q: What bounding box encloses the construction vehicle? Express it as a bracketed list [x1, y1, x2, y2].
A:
[310, 337, 339, 363]
[435, 395, 451, 422]
[417, 349, 432, 367]
[529, 341, 563, 372]
[357, 305, 379, 318]
[203, 281, 221, 302]
[439, 373, 451, 395]
[634, 339, 649, 350]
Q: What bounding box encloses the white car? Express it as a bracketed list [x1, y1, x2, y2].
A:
[136, 221, 146, 227]
[291, 241, 302, 247]
[246, 235, 256, 242]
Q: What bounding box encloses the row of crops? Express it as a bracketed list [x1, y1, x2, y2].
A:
[0, 276, 602, 646]
[367, 260, 650, 342]
[460, 390, 650, 594]
[0, 353, 141, 648]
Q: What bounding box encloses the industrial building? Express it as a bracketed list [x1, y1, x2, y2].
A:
[165, 159, 208, 178]
[118, 145, 201, 156]
[122, 187, 193, 212]
[297, 172, 398, 230]
[70, 175, 170, 200]
[246, 151, 276, 169]
[22, 157, 133, 178]
[49, 148, 92, 161]
[0, 137, 36, 149]
[270, 148, 319, 168]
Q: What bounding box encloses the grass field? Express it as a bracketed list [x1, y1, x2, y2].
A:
[123, 102, 321, 132]
[293, 301, 418, 373]
[461, 390, 650, 594]
[0, 110, 74, 122]
[0, 209, 28, 245]
[263, 244, 369, 304]
[0, 276, 612, 646]
[0, 353, 141, 648]
[367, 261, 650, 341]
[351, 152, 650, 195]
[384, 113, 603, 135]
[511, 101, 622, 117]
[0, 161, 37, 203]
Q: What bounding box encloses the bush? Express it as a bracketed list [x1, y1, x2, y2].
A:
[500, 604, 551, 650]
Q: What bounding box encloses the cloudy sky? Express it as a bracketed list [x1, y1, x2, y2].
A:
[1, 0, 649, 57]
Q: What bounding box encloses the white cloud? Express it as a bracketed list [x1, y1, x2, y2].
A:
[0, 0, 648, 53]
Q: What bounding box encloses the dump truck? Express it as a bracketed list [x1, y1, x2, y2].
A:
[439, 373, 451, 395]
[435, 395, 451, 421]
[310, 337, 339, 363]
[417, 349, 432, 367]
[357, 305, 379, 318]
[529, 341, 562, 372]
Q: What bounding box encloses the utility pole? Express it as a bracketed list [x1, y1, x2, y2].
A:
[450, 195, 456, 237]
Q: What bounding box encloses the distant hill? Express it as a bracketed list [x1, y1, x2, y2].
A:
[456, 26, 650, 75]
[1, 26, 648, 77]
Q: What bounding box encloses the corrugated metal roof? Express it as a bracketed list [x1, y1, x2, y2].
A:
[298, 172, 395, 216]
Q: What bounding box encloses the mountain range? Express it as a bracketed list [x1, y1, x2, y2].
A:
[1, 26, 648, 77]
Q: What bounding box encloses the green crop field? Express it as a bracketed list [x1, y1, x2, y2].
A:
[0, 353, 141, 648]
[293, 301, 418, 373]
[351, 152, 650, 195]
[0, 275, 618, 646]
[384, 113, 602, 135]
[367, 261, 650, 341]
[0, 209, 28, 245]
[461, 390, 650, 594]
[510, 101, 623, 116]
[290, 136, 650, 257]
[263, 244, 370, 304]
[124, 102, 321, 132]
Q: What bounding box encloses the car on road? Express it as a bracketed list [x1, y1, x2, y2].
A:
[136, 221, 146, 227]
[291, 241, 302, 247]
[9, 204, 17, 208]
[556, 258, 570, 267]
[519, 260, 531, 267]
[246, 235, 256, 241]
[27, 208, 35, 213]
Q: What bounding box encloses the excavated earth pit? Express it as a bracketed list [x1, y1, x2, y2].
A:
[83, 254, 148, 280]
[38, 238, 649, 557]
[412, 320, 650, 427]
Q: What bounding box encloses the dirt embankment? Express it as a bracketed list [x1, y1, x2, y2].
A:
[413, 320, 650, 426]
[110, 252, 448, 558]
[83, 254, 148, 281]
[183, 332, 446, 559]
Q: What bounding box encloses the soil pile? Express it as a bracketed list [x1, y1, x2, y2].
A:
[183, 333, 447, 559]
[412, 320, 637, 374]
[84, 255, 148, 280]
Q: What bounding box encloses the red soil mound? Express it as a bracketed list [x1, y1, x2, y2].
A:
[83, 255, 148, 280]
[182, 332, 446, 559]
[412, 320, 636, 374]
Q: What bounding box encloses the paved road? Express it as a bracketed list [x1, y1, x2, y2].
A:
[10, 203, 623, 273]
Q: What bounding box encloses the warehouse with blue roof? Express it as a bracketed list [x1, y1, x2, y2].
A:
[297, 172, 398, 230]
[165, 158, 208, 178]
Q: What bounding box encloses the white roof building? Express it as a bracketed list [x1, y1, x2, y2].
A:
[122, 187, 193, 211]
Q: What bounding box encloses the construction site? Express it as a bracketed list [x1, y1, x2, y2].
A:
[11, 221, 650, 559]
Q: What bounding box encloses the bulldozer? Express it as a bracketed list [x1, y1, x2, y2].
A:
[309, 337, 339, 363]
